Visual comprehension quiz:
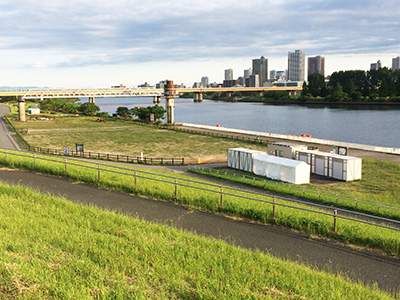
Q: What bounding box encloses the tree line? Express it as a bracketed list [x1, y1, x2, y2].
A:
[302, 68, 400, 102]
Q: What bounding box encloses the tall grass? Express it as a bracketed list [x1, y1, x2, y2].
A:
[0, 182, 395, 299]
[0, 149, 399, 257]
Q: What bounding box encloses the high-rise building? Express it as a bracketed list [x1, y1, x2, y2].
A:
[370, 60, 382, 70]
[252, 56, 268, 87]
[270, 70, 277, 81]
[244, 68, 252, 79]
[225, 69, 233, 81]
[308, 55, 325, 77]
[392, 57, 400, 70]
[288, 50, 305, 82]
[201, 76, 209, 87]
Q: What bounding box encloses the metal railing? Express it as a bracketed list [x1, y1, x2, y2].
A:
[191, 166, 400, 217]
[0, 147, 399, 233]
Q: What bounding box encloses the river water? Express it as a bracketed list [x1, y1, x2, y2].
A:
[85, 97, 400, 148]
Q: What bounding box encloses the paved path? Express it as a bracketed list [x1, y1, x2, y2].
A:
[0, 105, 22, 150]
[0, 168, 398, 295]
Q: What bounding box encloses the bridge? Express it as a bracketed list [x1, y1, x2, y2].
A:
[0, 84, 302, 123]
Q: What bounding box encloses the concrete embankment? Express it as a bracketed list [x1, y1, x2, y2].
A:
[178, 123, 400, 163]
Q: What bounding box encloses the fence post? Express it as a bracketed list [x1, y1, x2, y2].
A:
[355, 198, 358, 210]
[275, 182, 278, 192]
[319, 192, 321, 201]
[333, 209, 338, 233]
[97, 164, 101, 182]
[64, 158, 68, 177]
[174, 178, 178, 199]
[219, 187, 223, 208]
[272, 197, 276, 218]
[336, 194, 338, 205]
[302, 187, 305, 197]
[34, 154, 37, 170]
[134, 171, 137, 191]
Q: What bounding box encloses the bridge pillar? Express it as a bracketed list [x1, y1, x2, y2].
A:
[18, 99, 26, 122]
[227, 92, 232, 98]
[89, 97, 95, 104]
[164, 80, 179, 124]
[153, 96, 161, 104]
[193, 92, 203, 102]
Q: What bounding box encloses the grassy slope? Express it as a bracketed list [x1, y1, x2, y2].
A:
[0, 182, 394, 300]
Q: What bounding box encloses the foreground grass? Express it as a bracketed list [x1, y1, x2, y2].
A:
[10, 115, 269, 158]
[1, 149, 399, 258]
[0, 182, 395, 299]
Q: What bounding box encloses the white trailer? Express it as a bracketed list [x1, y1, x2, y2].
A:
[296, 150, 362, 181]
[227, 148, 265, 172]
[253, 154, 310, 184]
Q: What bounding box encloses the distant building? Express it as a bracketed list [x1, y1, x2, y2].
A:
[252, 56, 268, 87]
[225, 69, 233, 81]
[244, 68, 252, 79]
[222, 79, 240, 87]
[201, 76, 209, 87]
[288, 50, 305, 82]
[308, 55, 325, 77]
[248, 74, 260, 87]
[392, 56, 400, 70]
[276, 71, 287, 81]
[138, 82, 151, 88]
[192, 82, 202, 88]
[270, 70, 277, 81]
[370, 60, 382, 70]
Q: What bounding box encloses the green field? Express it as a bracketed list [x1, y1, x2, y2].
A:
[0, 182, 394, 299]
[10, 115, 269, 158]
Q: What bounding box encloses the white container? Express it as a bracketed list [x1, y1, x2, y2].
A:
[227, 148, 265, 172]
[295, 150, 362, 181]
[253, 154, 310, 184]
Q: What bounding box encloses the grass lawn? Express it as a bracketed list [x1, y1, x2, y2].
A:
[0, 182, 394, 299]
[10, 115, 269, 158]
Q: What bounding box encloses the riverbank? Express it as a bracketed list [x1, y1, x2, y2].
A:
[177, 123, 400, 161]
[208, 98, 400, 106]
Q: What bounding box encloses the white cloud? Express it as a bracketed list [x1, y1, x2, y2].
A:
[0, 0, 398, 87]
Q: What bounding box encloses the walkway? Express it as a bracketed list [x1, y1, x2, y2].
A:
[0, 168, 398, 295]
[0, 105, 22, 150]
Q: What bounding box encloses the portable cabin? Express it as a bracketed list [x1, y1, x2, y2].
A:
[227, 148, 265, 172]
[295, 150, 362, 181]
[267, 142, 308, 159]
[253, 154, 310, 184]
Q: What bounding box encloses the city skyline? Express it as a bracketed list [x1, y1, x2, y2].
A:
[0, 0, 399, 88]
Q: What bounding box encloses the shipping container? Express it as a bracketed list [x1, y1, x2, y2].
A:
[227, 148, 265, 172]
[296, 150, 362, 181]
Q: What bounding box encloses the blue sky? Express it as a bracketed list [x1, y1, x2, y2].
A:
[0, 0, 399, 88]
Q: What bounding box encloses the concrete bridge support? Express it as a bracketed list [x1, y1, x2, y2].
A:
[227, 92, 232, 98]
[153, 96, 161, 104]
[89, 97, 95, 104]
[193, 92, 203, 102]
[18, 99, 26, 122]
[164, 80, 178, 124]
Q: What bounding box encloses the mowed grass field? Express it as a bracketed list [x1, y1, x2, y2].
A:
[11, 115, 269, 158]
[0, 182, 394, 299]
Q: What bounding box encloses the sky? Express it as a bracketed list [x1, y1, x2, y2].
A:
[0, 0, 399, 88]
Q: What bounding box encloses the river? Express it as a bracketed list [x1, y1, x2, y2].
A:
[83, 97, 400, 148]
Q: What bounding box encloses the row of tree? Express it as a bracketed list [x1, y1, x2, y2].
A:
[302, 68, 400, 101]
[39, 98, 102, 116]
[115, 105, 166, 121]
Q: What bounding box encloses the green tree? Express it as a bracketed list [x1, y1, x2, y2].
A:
[130, 105, 166, 121]
[330, 82, 347, 101]
[307, 73, 325, 97]
[61, 102, 80, 114]
[79, 102, 100, 116]
[116, 106, 131, 118]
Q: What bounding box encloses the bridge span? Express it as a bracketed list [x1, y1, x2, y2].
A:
[0, 84, 301, 123]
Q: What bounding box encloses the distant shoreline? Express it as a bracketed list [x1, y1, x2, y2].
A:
[207, 98, 400, 106]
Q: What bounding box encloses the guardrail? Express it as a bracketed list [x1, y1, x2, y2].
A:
[191, 166, 400, 217]
[0, 147, 399, 233]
